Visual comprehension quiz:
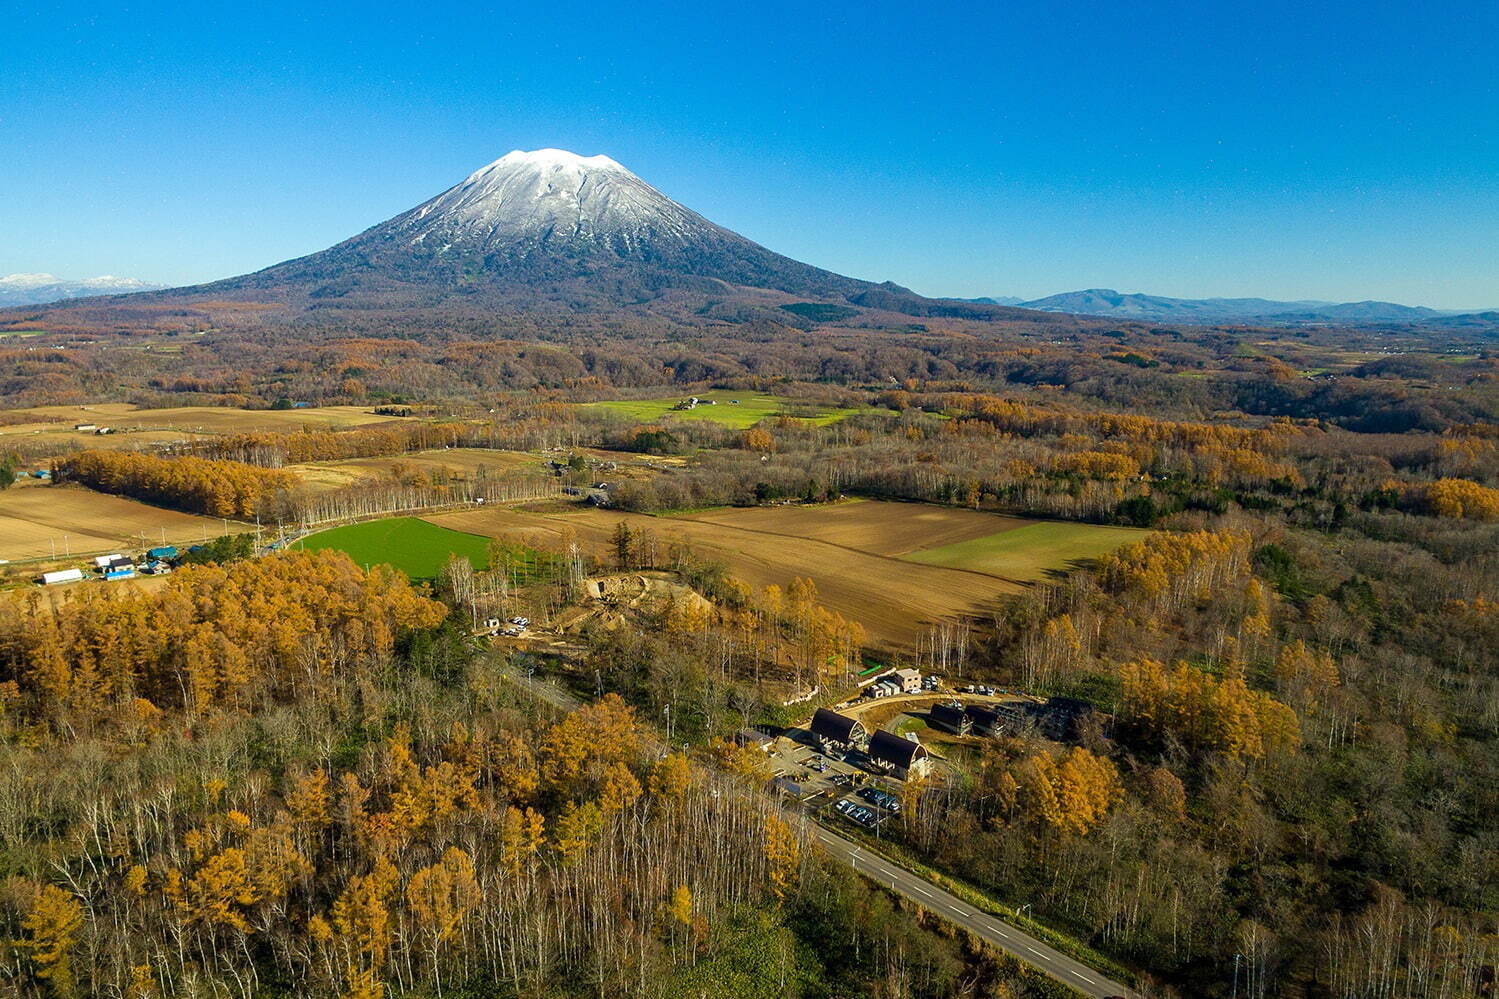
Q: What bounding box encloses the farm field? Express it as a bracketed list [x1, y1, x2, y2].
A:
[0, 403, 397, 438]
[427, 501, 1034, 648]
[901, 521, 1147, 581]
[296, 516, 490, 579]
[286, 447, 543, 493]
[674, 499, 1031, 557]
[0, 404, 404, 458]
[581, 391, 871, 429]
[0, 482, 246, 562]
[0, 425, 206, 458]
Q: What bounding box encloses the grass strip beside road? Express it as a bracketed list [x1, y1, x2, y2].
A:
[813, 814, 1139, 990]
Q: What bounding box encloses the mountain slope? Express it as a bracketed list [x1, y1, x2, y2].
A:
[187, 149, 906, 310]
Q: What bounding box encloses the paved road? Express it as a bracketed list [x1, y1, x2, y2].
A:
[497, 663, 582, 713]
[496, 664, 1134, 998]
[811, 825, 1133, 998]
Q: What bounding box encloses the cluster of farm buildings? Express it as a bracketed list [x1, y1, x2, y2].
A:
[39, 545, 181, 586]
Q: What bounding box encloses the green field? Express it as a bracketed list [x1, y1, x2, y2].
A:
[297, 516, 490, 579]
[901, 521, 1146, 581]
[582, 391, 870, 429]
[0, 330, 48, 338]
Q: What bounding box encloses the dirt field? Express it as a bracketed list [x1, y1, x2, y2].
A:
[287, 448, 545, 492]
[0, 404, 403, 460]
[0, 483, 247, 562]
[2, 403, 394, 434]
[674, 500, 1031, 557]
[426, 503, 1025, 649]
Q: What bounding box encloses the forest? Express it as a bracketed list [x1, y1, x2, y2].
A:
[0, 298, 1494, 998]
[0, 552, 1075, 998]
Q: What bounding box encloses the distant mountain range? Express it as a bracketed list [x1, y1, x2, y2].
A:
[5, 155, 1491, 336]
[0, 273, 163, 307]
[988, 288, 1492, 326]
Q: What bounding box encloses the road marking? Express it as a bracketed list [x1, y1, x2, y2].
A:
[1075, 973, 1097, 984]
[1026, 946, 1044, 956]
[907, 884, 933, 898]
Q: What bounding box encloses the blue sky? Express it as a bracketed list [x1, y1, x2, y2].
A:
[3, 1, 1495, 307]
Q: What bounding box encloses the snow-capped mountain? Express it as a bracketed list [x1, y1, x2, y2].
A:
[0, 273, 163, 306]
[200, 148, 895, 307]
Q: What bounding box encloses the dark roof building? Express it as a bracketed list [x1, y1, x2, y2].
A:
[929, 701, 971, 735]
[868, 729, 929, 778]
[1036, 697, 1093, 741]
[965, 702, 1026, 737]
[733, 729, 775, 752]
[810, 707, 867, 747]
[965, 704, 1002, 736]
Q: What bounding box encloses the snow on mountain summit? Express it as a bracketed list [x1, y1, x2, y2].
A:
[389, 147, 717, 255]
[486, 148, 628, 173]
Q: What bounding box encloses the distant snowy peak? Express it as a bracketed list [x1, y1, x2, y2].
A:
[0, 273, 163, 306]
[0, 273, 63, 288]
[1010, 288, 1480, 325]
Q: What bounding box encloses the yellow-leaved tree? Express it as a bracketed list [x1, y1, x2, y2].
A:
[763, 814, 800, 901]
[11, 880, 84, 998]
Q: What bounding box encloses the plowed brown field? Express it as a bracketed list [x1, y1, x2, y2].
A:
[0, 483, 241, 561]
[427, 501, 1029, 649]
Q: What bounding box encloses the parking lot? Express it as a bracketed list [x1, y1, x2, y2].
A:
[765, 734, 904, 830]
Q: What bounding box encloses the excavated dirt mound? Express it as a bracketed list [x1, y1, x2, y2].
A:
[551, 571, 714, 634]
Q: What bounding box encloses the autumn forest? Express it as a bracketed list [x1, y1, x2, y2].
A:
[0, 297, 1494, 999]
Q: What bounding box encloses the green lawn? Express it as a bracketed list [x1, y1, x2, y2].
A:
[296, 517, 490, 579]
[901, 521, 1146, 581]
[582, 391, 870, 429]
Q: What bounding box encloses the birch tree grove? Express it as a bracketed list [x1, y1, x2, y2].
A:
[0, 558, 818, 998]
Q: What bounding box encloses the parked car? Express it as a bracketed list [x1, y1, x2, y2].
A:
[858, 787, 901, 812]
